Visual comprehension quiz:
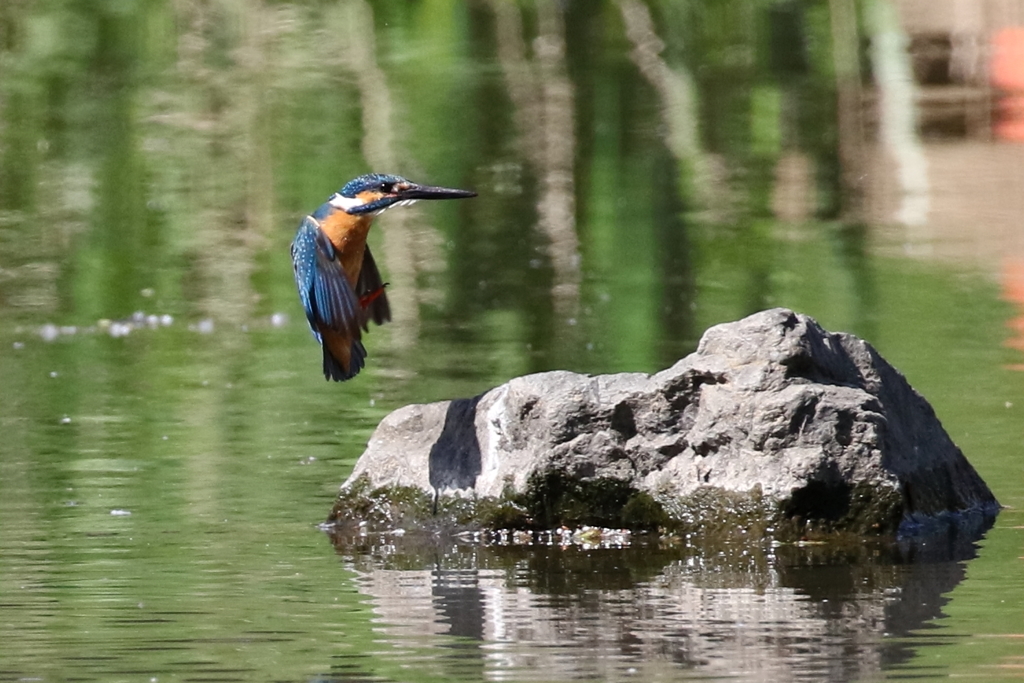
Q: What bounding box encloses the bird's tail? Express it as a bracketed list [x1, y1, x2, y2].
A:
[322, 339, 367, 381]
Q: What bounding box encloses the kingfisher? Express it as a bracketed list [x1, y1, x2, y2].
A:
[291, 173, 476, 381]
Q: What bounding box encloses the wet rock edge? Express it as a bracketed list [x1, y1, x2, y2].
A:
[327, 469, 995, 545]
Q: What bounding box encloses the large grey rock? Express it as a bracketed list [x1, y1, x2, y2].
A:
[342, 308, 998, 535]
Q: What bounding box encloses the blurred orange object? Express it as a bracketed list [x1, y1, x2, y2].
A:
[1002, 258, 1024, 364]
[992, 28, 1024, 142]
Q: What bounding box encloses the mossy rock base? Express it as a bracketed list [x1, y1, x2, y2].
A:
[327, 471, 907, 545]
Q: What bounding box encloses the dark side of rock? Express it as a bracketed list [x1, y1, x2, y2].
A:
[329, 308, 999, 541]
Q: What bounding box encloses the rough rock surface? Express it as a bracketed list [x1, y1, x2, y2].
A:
[341, 308, 999, 535]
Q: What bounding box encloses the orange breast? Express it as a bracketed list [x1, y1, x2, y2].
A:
[318, 210, 374, 287]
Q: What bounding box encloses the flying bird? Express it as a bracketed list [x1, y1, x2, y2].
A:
[291, 173, 476, 381]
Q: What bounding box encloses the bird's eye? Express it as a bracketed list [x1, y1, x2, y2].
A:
[379, 182, 394, 193]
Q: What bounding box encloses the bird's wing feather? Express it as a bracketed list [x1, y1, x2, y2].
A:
[356, 246, 392, 329]
[291, 217, 362, 340]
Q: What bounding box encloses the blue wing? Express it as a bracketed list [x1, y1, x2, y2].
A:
[291, 217, 361, 339]
[291, 217, 365, 380]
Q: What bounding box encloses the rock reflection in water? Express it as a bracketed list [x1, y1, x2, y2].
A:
[328, 530, 984, 682]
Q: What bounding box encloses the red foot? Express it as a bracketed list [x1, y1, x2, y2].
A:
[359, 283, 389, 309]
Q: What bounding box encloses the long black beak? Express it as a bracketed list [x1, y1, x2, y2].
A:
[397, 182, 477, 201]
